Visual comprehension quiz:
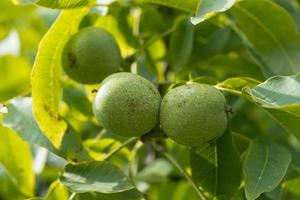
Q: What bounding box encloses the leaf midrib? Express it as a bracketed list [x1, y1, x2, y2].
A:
[252, 145, 270, 195]
[234, 4, 295, 74]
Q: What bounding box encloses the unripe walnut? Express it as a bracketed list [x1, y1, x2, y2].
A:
[93, 73, 161, 137]
[62, 27, 121, 84]
[160, 83, 228, 146]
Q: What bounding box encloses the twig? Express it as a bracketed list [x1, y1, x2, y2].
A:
[69, 192, 76, 200]
[214, 86, 243, 96]
[128, 141, 144, 183]
[133, 26, 177, 58]
[162, 151, 206, 200]
[232, 132, 251, 143]
[102, 137, 139, 161]
[152, 143, 206, 200]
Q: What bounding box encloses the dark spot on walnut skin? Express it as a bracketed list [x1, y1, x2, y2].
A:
[68, 52, 76, 68]
[71, 158, 78, 163]
[128, 99, 137, 112]
[148, 86, 157, 95]
[177, 100, 187, 109]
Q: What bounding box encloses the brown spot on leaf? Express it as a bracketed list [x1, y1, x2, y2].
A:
[91, 89, 98, 93]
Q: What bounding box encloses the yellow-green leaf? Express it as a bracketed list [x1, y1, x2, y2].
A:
[31, 8, 89, 148]
[36, 0, 89, 9]
[135, 0, 199, 12]
[0, 123, 35, 196]
[45, 181, 69, 200]
[0, 56, 31, 101]
[13, 0, 89, 8]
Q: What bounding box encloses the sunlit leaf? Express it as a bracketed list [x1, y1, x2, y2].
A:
[0, 123, 35, 196]
[231, 0, 300, 76]
[217, 77, 260, 91]
[12, 0, 37, 5]
[0, 175, 26, 200]
[36, 0, 89, 8]
[283, 176, 300, 196]
[135, 0, 199, 12]
[0, 0, 34, 22]
[0, 55, 31, 101]
[3, 97, 56, 151]
[147, 181, 199, 200]
[2, 97, 91, 162]
[95, 6, 138, 57]
[84, 138, 130, 161]
[76, 189, 143, 200]
[31, 8, 89, 148]
[243, 141, 291, 200]
[191, 0, 236, 25]
[45, 180, 69, 200]
[190, 129, 242, 199]
[60, 161, 135, 193]
[13, 0, 90, 8]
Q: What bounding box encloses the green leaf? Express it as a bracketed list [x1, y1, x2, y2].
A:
[243, 141, 291, 200]
[0, 123, 35, 196]
[45, 181, 69, 200]
[84, 138, 130, 161]
[12, 0, 37, 5]
[231, 0, 300, 76]
[60, 161, 135, 193]
[135, 0, 199, 12]
[13, 0, 89, 8]
[250, 73, 300, 139]
[190, 128, 242, 199]
[31, 8, 89, 148]
[147, 181, 199, 200]
[37, 0, 88, 8]
[217, 77, 260, 91]
[251, 73, 300, 108]
[283, 176, 300, 196]
[76, 189, 143, 200]
[2, 97, 56, 151]
[135, 52, 158, 83]
[63, 86, 93, 118]
[169, 16, 194, 72]
[0, 56, 31, 101]
[201, 55, 265, 81]
[136, 158, 173, 183]
[191, 0, 236, 25]
[2, 97, 90, 163]
[217, 74, 300, 141]
[95, 7, 138, 57]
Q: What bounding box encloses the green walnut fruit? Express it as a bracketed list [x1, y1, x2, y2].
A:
[62, 27, 121, 84]
[160, 83, 228, 146]
[93, 72, 161, 137]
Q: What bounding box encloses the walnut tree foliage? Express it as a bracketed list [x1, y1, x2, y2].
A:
[1, 0, 300, 199]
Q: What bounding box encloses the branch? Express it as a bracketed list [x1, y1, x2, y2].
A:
[102, 137, 139, 161]
[153, 144, 207, 200]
